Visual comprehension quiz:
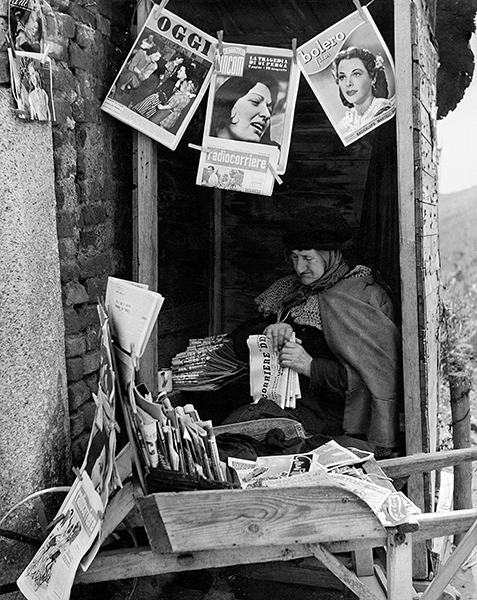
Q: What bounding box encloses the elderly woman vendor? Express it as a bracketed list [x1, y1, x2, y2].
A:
[231, 209, 402, 458]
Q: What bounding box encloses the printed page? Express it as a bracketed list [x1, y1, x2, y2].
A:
[101, 5, 216, 150]
[297, 6, 396, 146]
[105, 277, 164, 358]
[17, 473, 103, 600]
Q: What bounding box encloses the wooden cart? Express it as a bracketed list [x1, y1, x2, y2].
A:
[75, 419, 477, 600]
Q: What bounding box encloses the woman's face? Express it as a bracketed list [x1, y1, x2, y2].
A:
[176, 66, 187, 81]
[337, 57, 374, 107]
[290, 249, 329, 285]
[226, 82, 273, 142]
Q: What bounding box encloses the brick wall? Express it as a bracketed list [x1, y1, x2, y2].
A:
[0, 0, 135, 466]
[47, 0, 134, 465]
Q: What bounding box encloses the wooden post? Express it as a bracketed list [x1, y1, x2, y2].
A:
[132, 0, 158, 394]
[449, 373, 473, 544]
[210, 189, 223, 335]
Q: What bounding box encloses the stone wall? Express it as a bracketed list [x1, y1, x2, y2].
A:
[0, 0, 135, 483]
[47, 0, 134, 466]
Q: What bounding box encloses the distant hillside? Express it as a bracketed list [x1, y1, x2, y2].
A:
[439, 185, 477, 281]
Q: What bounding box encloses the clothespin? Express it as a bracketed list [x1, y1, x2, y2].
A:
[217, 30, 224, 57]
[353, 0, 368, 21]
[5, 33, 17, 59]
[291, 38, 297, 63]
[188, 143, 211, 155]
[213, 30, 224, 73]
[72, 466, 83, 480]
[41, 43, 51, 66]
[154, 0, 169, 10]
[267, 162, 283, 186]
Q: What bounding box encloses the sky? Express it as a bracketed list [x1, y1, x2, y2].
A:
[437, 27, 477, 194]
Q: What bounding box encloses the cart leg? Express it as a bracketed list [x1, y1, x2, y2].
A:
[308, 543, 383, 600]
[386, 531, 413, 600]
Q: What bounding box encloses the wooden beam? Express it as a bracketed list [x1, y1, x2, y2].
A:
[132, 0, 158, 394]
[308, 543, 384, 600]
[379, 447, 477, 479]
[394, 0, 428, 578]
[76, 508, 477, 585]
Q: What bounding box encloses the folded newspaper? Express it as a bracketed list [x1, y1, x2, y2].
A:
[247, 334, 301, 408]
[171, 334, 247, 390]
[228, 440, 421, 528]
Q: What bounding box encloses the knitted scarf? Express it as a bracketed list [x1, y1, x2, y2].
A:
[255, 250, 371, 330]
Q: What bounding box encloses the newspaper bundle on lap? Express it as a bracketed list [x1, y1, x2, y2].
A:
[247, 334, 301, 409]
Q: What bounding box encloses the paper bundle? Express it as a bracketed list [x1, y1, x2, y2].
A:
[247, 334, 301, 409]
[171, 335, 247, 390]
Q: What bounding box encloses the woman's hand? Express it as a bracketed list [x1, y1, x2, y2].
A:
[263, 323, 295, 352]
[279, 341, 312, 377]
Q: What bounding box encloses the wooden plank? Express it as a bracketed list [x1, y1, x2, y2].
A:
[379, 447, 477, 479]
[76, 508, 477, 584]
[137, 486, 384, 553]
[99, 480, 136, 545]
[352, 549, 374, 577]
[75, 543, 317, 584]
[395, 7, 429, 578]
[132, 0, 158, 394]
[210, 188, 223, 335]
[395, 0, 425, 461]
[386, 531, 414, 599]
[308, 543, 383, 600]
[420, 518, 477, 600]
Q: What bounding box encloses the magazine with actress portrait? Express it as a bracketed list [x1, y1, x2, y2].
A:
[101, 5, 216, 150]
[201, 43, 300, 176]
[297, 6, 396, 146]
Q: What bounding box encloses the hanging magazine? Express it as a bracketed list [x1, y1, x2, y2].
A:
[101, 4, 216, 150]
[297, 6, 396, 146]
[196, 42, 300, 196]
[8, 0, 47, 54]
[8, 49, 55, 122]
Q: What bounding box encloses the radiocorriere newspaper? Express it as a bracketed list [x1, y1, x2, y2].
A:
[197, 41, 300, 196]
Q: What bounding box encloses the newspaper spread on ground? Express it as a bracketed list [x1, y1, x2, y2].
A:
[297, 6, 395, 146]
[17, 472, 103, 600]
[228, 439, 421, 528]
[101, 5, 216, 150]
[247, 334, 301, 408]
[8, 49, 55, 122]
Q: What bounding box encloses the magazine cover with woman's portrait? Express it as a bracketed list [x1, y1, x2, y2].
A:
[199, 42, 301, 186]
[297, 7, 396, 146]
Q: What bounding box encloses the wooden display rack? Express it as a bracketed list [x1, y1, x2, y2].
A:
[74, 419, 477, 600]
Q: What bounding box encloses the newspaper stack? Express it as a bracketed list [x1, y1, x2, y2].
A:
[132, 384, 226, 483]
[171, 335, 247, 390]
[247, 334, 301, 409]
[105, 276, 164, 359]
